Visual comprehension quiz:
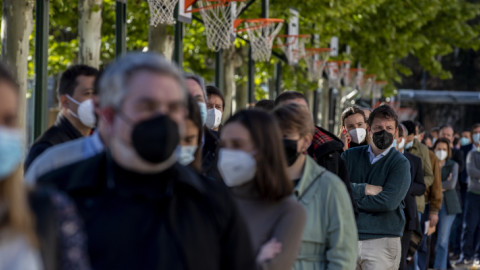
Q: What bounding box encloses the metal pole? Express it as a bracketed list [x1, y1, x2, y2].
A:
[115, 1, 127, 57]
[215, 50, 224, 89]
[275, 62, 282, 97]
[33, 0, 49, 139]
[173, 3, 184, 67]
[248, 46, 255, 104]
[261, 0, 269, 18]
[173, 22, 184, 67]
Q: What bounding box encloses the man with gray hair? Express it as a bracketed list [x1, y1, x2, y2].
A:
[38, 52, 256, 270]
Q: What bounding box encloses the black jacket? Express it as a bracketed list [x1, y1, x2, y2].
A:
[202, 127, 222, 180]
[403, 152, 426, 231]
[38, 152, 256, 270]
[25, 114, 83, 170]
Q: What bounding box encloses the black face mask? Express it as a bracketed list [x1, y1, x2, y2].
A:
[131, 114, 180, 164]
[372, 130, 394, 150]
[283, 139, 300, 166]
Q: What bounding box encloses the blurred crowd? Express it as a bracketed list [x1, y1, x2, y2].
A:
[0, 52, 479, 270]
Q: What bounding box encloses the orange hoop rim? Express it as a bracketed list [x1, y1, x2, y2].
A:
[234, 18, 284, 33]
[327, 60, 351, 64]
[376, 80, 388, 85]
[364, 74, 377, 78]
[185, 0, 246, 13]
[276, 34, 311, 38]
[350, 68, 365, 72]
[305, 48, 332, 52]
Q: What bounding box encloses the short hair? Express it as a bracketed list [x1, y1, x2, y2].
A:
[273, 103, 315, 137]
[439, 125, 454, 133]
[58, 64, 99, 97]
[224, 109, 293, 201]
[415, 121, 425, 134]
[431, 127, 440, 133]
[206, 85, 224, 108]
[398, 124, 407, 138]
[184, 73, 207, 102]
[422, 132, 433, 145]
[341, 106, 366, 127]
[0, 63, 19, 94]
[472, 123, 480, 132]
[402, 120, 416, 136]
[368, 104, 399, 128]
[433, 138, 452, 159]
[98, 52, 187, 109]
[274, 91, 308, 106]
[255, 99, 275, 111]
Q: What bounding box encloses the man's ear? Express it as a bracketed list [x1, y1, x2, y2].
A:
[59, 95, 69, 109]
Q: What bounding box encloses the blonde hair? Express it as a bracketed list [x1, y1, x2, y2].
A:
[0, 167, 38, 247]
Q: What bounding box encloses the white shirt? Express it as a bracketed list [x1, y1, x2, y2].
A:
[368, 144, 395, 165]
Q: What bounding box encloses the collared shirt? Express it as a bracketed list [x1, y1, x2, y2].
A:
[25, 131, 104, 185]
[368, 144, 395, 164]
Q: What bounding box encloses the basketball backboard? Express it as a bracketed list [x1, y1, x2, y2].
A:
[178, 0, 193, 23]
[287, 8, 299, 65]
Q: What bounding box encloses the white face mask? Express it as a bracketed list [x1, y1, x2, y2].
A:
[67, 95, 96, 128]
[473, 133, 480, 144]
[217, 149, 256, 187]
[348, 128, 366, 144]
[435, 150, 448, 161]
[206, 108, 222, 130]
[176, 145, 198, 166]
[398, 138, 405, 149]
[405, 140, 414, 150]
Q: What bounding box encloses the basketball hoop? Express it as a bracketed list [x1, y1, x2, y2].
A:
[362, 74, 377, 97]
[326, 60, 350, 89]
[348, 68, 364, 89]
[234, 18, 284, 62]
[147, 0, 180, 26]
[302, 48, 331, 81]
[185, 0, 246, 51]
[275, 34, 311, 65]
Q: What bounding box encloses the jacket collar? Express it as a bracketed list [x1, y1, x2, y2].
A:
[295, 155, 326, 203]
[62, 151, 207, 195]
[55, 113, 83, 139]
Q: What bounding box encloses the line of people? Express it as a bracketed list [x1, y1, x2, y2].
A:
[1, 51, 479, 270]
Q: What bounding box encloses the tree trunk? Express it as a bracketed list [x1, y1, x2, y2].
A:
[305, 89, 314, 113]
[321, 79, 329, 129]
[235, 47, 248, 111]
[148, 24, 174, 61]
[78, 0, 102, 68]
[1, 0, 34, 130]
[222, 46, 236, 120]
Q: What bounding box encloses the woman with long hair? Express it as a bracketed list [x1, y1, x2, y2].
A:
[218, 109, 306, 270]
[432, 138, 462, 269]
[0, 64, 90, 270]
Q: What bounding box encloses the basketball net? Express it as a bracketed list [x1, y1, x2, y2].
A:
[147, 0, 180, 26]
[198, 1, 245, 51]
[242, 21, 283, 61]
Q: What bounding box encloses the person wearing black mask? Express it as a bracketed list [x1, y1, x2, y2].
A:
[38, 52, 256, 270]
[341, 105, 411, 270]
[273, 104, 358, 269]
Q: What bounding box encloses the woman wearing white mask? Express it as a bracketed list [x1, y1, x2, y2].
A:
[177, 94, 203, 172]
[0, 65, 90, 270]
[432, 138, 462, 270]
[273, 104, 358, 270]
[218, 109, 306, 270]
[340, 106, 368, 151]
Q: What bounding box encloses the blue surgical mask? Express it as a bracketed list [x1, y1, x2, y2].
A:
[0, 127, 24, 180]
[392, 139, 397, 148]
[460, 137, 470, 146]
[176, 145, 198, 166]
[473, 133, 480, 144]
[197, 102, 207, 126]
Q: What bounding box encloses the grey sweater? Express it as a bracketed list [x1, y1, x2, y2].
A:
[466, 149, 480, 194]
[231, 182, 306, 270]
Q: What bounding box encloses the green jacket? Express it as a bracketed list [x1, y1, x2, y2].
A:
[408, 139, 434, 213]
[293, 156, 358, 270]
